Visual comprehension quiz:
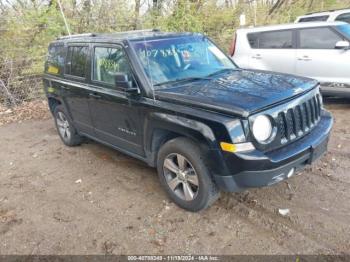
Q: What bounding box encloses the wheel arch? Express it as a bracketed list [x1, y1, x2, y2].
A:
[144, 113, 223, 169]
[48, 96, 62, 114]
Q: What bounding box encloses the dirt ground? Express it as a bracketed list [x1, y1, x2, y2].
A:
[0, 98, 350, 255]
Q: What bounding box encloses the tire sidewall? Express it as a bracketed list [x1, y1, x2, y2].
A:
[157, 138, 216, 212]
[54, 105, 79, 146]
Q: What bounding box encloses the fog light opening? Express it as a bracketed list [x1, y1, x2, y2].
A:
[287, 168, 295, 178]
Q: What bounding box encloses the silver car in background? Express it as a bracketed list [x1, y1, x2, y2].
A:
[230, 22, 350, 98]
[295, 8, 350, 23]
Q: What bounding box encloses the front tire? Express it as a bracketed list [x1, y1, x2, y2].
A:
[54, 105, 82, 146]
[157, 137, 220, 212]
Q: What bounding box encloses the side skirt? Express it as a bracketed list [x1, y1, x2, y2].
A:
[80, 132, 155, 167]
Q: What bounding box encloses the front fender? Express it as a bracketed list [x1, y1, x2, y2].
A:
[143, 112, 231, 176]
[144, 112, 216, 149]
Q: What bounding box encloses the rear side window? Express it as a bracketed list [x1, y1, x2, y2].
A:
[66, 46, 89, 78]
[298, 16, 329, 22]
[299, 27, 343, 49]
[45, 43, 65, 75]
[335, 13, 350, 23]
[247, 30, 293, 49]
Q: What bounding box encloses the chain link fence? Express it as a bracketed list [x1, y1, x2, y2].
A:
[0, 25, 46, 109]
[0, 58, 44, 108]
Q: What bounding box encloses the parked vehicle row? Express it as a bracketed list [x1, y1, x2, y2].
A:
[231, 22, 350, 98]
[295, 8, 350, 23]
[44, 29, 333, 211]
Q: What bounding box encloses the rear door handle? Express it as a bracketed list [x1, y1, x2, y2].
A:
[298, 56, 312, 61]
[89, 93, 101, 99]
[252, 54, 262, 59]
[60, 85, 70, 90]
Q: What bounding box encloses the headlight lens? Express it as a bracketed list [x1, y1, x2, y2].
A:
[252, 115, 273, 142]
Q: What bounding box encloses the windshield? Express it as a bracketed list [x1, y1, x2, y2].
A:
[337, 24, 350, 38]
[130, 35, 237, 87]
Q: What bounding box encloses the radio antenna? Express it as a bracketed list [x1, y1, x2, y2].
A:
[57, 0, 71, 36]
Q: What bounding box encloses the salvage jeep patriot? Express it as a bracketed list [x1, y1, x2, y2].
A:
[43, 29, 333, 211]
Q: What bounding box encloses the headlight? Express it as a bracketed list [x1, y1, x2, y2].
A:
[252, 115, 273, 142]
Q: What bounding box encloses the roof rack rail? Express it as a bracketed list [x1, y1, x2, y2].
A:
[57, 29, 160, 40]
[57, 33, 96, 40]
[306, 7, 350, 15]
[109, 28, 161, 35]
[129, 28, 160, 33]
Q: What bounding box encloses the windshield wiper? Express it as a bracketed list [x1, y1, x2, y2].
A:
[207, 68, 239, 77]
[154, 76, 212, 87]
[153, 68, 239, 87]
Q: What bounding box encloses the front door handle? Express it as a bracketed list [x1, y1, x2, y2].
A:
[89, 93, 101, 99]
[60, 85, 70, 90]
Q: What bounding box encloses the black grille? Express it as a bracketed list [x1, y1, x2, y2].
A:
[278, 94, 322, 143]
[294, 106, 302, 135]
[277, 112, 286, 139]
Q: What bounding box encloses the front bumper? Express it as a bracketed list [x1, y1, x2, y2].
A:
[214, 110, 333, 192]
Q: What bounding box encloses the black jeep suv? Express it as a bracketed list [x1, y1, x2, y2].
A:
[43, 29, 333, 211]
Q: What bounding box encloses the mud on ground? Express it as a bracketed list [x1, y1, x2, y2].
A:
[0, 99, 349, 255]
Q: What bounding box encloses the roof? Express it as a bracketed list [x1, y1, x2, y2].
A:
[236, 21, 347, 33]
[55, 29, 196, 43]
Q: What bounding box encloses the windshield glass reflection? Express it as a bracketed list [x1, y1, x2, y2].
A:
[130, 35, 237, 87]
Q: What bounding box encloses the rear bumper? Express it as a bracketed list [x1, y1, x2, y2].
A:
[214, 110, 333, 192]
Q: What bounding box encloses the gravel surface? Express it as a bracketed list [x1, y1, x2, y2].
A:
[0, 98, 349, 255]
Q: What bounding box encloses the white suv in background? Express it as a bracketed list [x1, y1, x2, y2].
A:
[230, 22, 350, 97]
[295, 8, 350, 23]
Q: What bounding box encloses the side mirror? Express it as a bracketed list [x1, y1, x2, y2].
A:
[114, 73, 132, 89]
[114, 73, 140, 94]
[335, 40, 350, 50]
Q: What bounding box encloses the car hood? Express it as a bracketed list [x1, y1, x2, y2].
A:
[155, 69, 318, 117]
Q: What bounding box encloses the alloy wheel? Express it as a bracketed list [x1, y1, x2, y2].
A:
[56, 111, 71, 142]
[163, 153, 199, 201]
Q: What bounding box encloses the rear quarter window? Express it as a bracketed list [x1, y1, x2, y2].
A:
[45, 43, 65, 75]
[247, 33, 259, 48]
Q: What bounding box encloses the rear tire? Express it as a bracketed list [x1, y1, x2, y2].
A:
[157, 137, 220, 212]
[54, 105, 82, 146]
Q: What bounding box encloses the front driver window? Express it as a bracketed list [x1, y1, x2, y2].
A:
[299, 27, 343, 49]
[93, 46, 132, 86]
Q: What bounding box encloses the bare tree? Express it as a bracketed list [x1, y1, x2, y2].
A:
[268, 0, 286, 15]
[134, 0, 141, 29]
